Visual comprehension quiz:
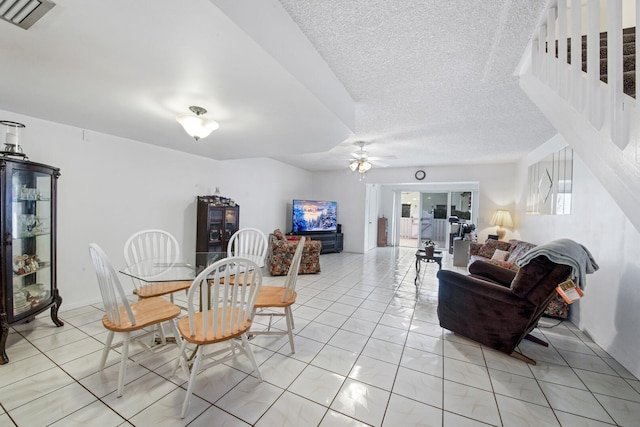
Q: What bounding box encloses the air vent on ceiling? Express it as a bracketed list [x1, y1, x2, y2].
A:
[0, 0, 55, 30]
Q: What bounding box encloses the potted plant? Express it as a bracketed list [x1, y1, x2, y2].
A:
[423, 240, 436, 257]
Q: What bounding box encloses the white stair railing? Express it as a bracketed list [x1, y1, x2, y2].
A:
[530, 0, 636, 150]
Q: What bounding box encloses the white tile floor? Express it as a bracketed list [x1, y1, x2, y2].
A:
[2, 247, 640, 426]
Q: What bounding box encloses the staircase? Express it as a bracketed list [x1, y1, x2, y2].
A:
[556, 27, 636, 98]
[518, 0, 640, 235]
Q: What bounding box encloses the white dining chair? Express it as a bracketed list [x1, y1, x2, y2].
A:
[88, 243, 181, 397]
[173, 257, 263, 418]
[123, 229, 191, 302]
[227, 227, 268, 268]
[250, 236, 305, 353]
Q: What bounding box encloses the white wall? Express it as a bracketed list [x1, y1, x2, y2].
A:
[2, 110, 312, 310]
[516, 135, 640, 379]
[312, 163, 517, 252]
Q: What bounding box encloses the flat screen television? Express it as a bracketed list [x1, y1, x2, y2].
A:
[291, 199, 337, 233]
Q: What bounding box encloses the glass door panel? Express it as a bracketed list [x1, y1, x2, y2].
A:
[224, 208, 238, 243]
[10, 169, 53, 318]
[420, 192, 449, 249]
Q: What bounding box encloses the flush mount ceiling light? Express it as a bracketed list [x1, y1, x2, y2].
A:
[176, 106, 219, 141]
[0, 0, 56, 30]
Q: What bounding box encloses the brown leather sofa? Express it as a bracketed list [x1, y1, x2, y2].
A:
[437, 255, 571, 364]
[468, 239, 570, 319]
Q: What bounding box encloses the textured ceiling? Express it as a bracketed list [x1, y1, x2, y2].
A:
[273, 0, 556, 170]
[0, 0, 555, 172]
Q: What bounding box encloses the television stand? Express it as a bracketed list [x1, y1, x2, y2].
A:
[296, 232, 343, 254]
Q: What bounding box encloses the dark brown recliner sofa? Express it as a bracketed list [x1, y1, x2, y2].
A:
[436, 255, 571, 364]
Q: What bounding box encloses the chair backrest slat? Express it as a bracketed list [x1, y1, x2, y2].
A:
[186, 257, 262, 339]
[227, 228, 268, 267]
[89, 243, 136, 326]
[124, 229, 180, 283]
[282, 236, 305, 302]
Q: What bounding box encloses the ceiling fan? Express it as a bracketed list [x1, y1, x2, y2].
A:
[347, 141, 394, 179]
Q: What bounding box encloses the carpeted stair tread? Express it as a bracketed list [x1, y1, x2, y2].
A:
[600, 71, 636, 97]
[581, 54, 635, 75]
[558, 27, 636, 98]
[599, 33, 635, 46]
[569, 44, 635, 58]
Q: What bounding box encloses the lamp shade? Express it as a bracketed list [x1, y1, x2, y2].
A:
[176, 106, 219, 141]
[490, 209, 513, 227]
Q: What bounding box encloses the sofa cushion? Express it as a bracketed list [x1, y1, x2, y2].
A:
[475, 240, 511, 259]
[273, 229, 285, 240]
[506, 240, 537, 263]
[469, 255, 519, 271]
[491, 249, 509, 261]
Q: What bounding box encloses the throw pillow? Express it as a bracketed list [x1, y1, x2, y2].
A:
[476, 239, 511, 258]
[491, 249, 509, 261]
[273, 229, 285, 240]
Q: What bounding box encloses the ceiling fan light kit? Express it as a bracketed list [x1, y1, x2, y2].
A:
[349, 159, 372, 172]
[176, 106, 219, 141]
[348, 141, 374, 179]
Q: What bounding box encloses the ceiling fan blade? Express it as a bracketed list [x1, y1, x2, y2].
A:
[370, 159, 390, 167]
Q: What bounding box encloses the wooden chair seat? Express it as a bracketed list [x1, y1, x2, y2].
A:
[89, 243, 182, 398]
[254, 286, 297, 308]
[250, 237, 305, 354]
[102, 297, 181, 332]
[177, 309, 252, 344]
[173, 257, 263, 418]
[133, 281, 191, 299]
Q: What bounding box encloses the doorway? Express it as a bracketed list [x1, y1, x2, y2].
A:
[395, 190, 474, 250]
[419, 192, 449, 249]
[399, 192, 419, 247]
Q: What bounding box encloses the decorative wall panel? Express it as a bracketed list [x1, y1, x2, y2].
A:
[527, 146, 573, 215]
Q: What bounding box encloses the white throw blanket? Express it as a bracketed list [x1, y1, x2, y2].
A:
[516, 238, 599, 289]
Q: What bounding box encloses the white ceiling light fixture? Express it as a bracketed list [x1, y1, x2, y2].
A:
[349, 158, 372, 181]
[176, 106, 219, 141]
[0, 0, 55, 30]
[348, 141, 375, 180]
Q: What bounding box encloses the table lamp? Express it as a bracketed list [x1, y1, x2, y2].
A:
[490, 209, 513, 240]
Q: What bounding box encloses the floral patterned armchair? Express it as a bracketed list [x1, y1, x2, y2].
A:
[268, 229, 321, 276]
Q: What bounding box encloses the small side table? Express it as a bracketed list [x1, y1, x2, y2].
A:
[415, 249, 443, 271]
[415, 249, 443, 287]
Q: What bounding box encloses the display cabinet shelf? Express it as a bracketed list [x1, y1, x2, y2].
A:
[13, 262, 51, 278]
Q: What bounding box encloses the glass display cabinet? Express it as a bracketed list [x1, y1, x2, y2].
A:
[196, 195, 239, 253]
[0, 157, 62, 364]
